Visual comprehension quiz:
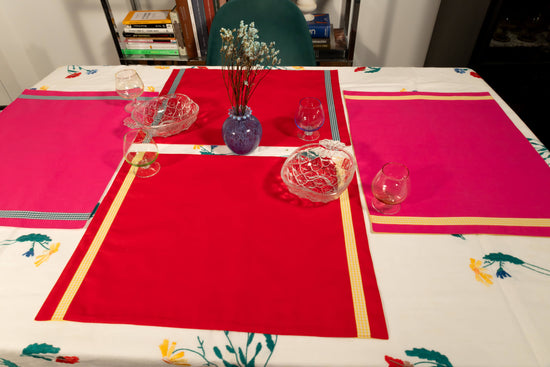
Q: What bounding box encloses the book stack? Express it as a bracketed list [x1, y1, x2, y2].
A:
[121, 10, 181, 57]
[308, 13, 331, 50]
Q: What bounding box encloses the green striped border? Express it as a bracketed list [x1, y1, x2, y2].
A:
[324, 70, 340, 141]
[0, 210, 92, 221]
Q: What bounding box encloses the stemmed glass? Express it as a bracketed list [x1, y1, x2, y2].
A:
[115, 69, 144, 113]
[295, 97, 325, 141]
[371, 162, 410, 215]
[123, 129, 160, 178]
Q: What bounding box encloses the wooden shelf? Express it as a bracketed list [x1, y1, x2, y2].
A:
[101, 0, 360, 66]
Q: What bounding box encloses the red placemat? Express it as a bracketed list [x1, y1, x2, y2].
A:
[36, 153, 388, 339]
[0, 89, 157, 228]
[156, 68, 350, 147]
[344, 91, 550, 236]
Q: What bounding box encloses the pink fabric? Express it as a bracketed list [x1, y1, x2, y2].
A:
[0, 89, 157, 228]
[344, 91, 550, 236]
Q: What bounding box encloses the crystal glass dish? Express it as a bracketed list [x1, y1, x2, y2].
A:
[281, 140, 357, 203]
[126, 94, 199, 138]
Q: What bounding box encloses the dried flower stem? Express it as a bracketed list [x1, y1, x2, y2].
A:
[220, 21, 281, 116]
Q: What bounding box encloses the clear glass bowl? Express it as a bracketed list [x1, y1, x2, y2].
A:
[281, 140, 357, 203]
[125, 94, 199, 137]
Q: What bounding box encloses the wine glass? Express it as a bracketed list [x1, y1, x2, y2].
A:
[295, 97, 325, 141]
[123, 129, 160, 178]
[115, 69, 144, 113]
[371, 162, 410, 215]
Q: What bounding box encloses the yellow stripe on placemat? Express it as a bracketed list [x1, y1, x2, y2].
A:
[51, 167, 137, 320]
[344, 94, 494, 101]
[339, 189, 371, 338]
[370, 215, 550, 227]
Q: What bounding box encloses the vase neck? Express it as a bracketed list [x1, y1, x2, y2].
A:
[230, 106, 252, 118]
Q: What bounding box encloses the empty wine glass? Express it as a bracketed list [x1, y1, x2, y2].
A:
[295, 97, 325, 141]
[371, 162, 410, 215]
[115, 69, 144, 113]
[123, 129, 160, 178]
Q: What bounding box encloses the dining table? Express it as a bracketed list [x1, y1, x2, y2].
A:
[1, 64, 549, 367]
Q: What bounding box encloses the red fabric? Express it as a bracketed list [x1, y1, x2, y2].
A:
[37, 154, 388, 339]
[344, 91, 550, 236]
[157, 68, 350, 146]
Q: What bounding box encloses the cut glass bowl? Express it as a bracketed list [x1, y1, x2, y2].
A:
[281, 140, 357, 203]
[126, 94, 199, 137]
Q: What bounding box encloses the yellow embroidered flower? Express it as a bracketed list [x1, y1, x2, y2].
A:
[193, 145, 202, 150]
[39, 86, 49, 90]
[146, 86, 155, 92]
[34, 242, 60, 267]
[470, 258, 493, 286]
[155, 66, 170, 69]
[292, 66, 305, 70]
[159, 339, 190, 366]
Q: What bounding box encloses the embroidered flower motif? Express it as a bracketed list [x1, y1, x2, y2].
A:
[480, 252, 550, 280]
[34, 242, 60, 267]
[496, 267, 511, 279]
[55, 356, 80, 364]
[159, 339, 190, 366]
[385, 355, 414, 367]
[454, 68, 468, 74]
[65, 72, 81, 79]
[39, 86, 49, 91]
[146, 86, 155, 92]
[155, 66, 171, 69]
[355, 66, 381, 73]
[470, 71, 481, 78]
[470, 258, 493, 286]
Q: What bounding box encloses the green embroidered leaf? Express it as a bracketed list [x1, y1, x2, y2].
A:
[16, 234, 51, 243]
[255, 342, 262, 354]
[238, 347, 247, 364]
[451, 234, 465, 240]
[21, 343, 60, 360]
[246, 333, 255, 346]
[226, 345, 235, 354]
[222, 360, 238, 367]
[0, 358, 19, 367]
[214, 346, 223, 359]
[405, 348, 453, 367]
[483, 252, 524, 265]
[264, 334, 275, 352]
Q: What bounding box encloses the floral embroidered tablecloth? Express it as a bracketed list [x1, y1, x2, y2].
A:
[1, 65, 549, 367]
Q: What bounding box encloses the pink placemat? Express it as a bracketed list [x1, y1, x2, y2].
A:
[0, 89, 157, 228]
[344, 91, 550, 236]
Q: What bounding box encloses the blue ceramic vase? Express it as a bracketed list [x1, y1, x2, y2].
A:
[222, 106, 262, 155]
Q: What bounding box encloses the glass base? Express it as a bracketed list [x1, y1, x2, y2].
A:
[298, 130, 320, 141]
[372, 198, 401, 215]
[124, 101, 139, 113]
[132, 161, 160, 178]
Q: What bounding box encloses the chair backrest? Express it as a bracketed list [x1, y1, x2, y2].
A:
[206, 0, 316, 66]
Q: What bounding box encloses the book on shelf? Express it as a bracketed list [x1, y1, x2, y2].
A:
[122, 10, 172, 25]
[175, 0, 199, 59]
[312, 37, 330, 49]
[189, 0, 209, 58]
[121, 49, 180, 56]
[203, 0, 216, 32]
[124, 39, 178, 49]
[169, 8, 188, 57]
[123, 32, 175, 38]
[307, 13, 331, 38]
[123, 25, 174, 34]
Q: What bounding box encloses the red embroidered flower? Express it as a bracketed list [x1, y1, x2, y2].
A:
[55, 356, 79, 364]
[65, 72, 81, 79]
[385, 355, 414, 367]
[470, 71, 481, 78]
[355, 66, 366, 72]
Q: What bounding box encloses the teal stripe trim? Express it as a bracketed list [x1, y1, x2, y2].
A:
[168, 69, 186, 94]
[324, 70, 340, 141]
[0, 210, 91, 221]
[19, 94, 154, 101]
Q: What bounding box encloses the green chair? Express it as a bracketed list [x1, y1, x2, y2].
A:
[206, 0, 316, 66]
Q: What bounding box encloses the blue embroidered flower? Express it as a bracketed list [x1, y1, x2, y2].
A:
[22, 247, 35, 257]
[454, 68, 468, 74]
[496, 267, 511, 279]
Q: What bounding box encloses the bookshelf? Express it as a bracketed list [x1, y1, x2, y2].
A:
[100, 0, 361, 66]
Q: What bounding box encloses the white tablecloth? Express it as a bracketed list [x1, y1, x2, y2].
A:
[1, 65, 549, 367]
